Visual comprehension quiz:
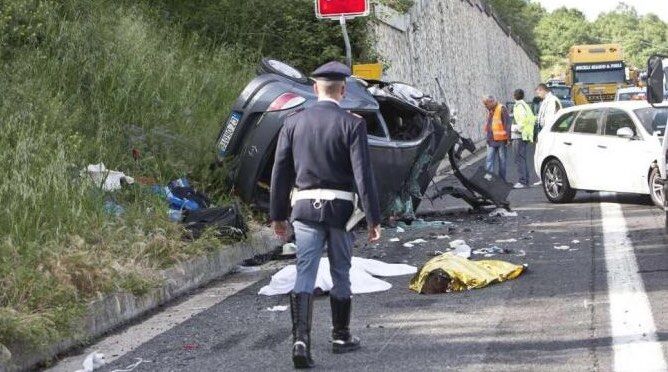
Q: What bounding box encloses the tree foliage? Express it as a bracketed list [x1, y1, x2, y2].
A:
[486, 0, 544, 55]
[487, 1, 668, 73]
[150, 0, 375, 73]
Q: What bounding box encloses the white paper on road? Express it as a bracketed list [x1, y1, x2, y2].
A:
[258, 257, 417, 296]
[489, 208, 518, 217]
[75, 351, 105, 372]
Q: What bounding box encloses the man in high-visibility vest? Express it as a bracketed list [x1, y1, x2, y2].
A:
[483, 95, 511, 182]
[510, 89, 536, 188]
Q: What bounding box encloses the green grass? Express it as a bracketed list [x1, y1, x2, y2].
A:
[0, 0, 254, 349]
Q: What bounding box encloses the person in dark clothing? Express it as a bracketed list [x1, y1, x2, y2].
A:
[483, 95, 511, 182]
[270, 61, 382, 369]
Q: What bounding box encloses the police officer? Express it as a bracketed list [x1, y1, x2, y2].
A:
[270, 61, 382, 369]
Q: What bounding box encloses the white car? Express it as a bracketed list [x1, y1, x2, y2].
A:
[534, 101, 668, 205]
[615, 86, 646, 101]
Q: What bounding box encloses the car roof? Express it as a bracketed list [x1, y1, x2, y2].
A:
[616, 87, 646, 93]
[559, 100, 654, 114]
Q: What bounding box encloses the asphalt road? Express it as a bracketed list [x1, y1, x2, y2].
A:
[53, 147, 668, 372]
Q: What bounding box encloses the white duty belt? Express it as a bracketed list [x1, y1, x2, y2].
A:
[291, 188, 366, 232]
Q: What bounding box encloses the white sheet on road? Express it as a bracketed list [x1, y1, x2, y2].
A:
[258, 257, 417, 296]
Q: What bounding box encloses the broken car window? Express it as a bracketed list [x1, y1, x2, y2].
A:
[378, 98, 425, 141]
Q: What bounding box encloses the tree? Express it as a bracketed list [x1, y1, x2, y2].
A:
[486, 0, 545, 56]
[534, 7, 597, 66]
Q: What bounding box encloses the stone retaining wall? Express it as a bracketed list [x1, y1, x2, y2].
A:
[373, 0, 541, 142]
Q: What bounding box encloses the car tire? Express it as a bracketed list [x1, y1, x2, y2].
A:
[541, 159, 576, 203]
[648, 167, 664, 208]
[257, 58, 309, 84]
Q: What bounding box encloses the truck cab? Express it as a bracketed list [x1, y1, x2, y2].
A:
[566, 44, 630, 105]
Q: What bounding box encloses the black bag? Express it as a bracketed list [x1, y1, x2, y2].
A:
[182, 204, 247, 240]
[170, 186, 211, 210]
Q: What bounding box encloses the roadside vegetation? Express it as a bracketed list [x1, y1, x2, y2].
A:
[487, 0, 668, 78]
[0, 0, 369, 350]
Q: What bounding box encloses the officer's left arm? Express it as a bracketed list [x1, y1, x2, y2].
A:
[269, 124, 295, 222]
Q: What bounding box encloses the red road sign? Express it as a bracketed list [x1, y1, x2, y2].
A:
[315, 0, 370, 19]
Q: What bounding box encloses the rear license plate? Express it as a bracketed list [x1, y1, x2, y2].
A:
[218, 112, 242, 156]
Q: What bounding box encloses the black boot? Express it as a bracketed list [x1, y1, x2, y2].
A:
[330, 296, 361, 354]
[290, 292, 315, 368]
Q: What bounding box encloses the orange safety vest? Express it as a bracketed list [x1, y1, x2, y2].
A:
[485, 104, 508, 141]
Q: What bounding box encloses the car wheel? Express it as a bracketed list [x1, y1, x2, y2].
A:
[542, 159, 576, 203]
[258, 58, 309, 84]
[649, 167, 664, 208]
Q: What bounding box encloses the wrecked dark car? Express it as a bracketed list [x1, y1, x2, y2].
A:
[215, 59, 507, 219]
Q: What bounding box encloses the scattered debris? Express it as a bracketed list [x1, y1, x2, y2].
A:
[403, 238, 428, 248]
[281, 243, 297, 256]
[389, 238, 401, 242]
[396, 226, 406, 233]
[436, 235, 450, 240]
[495, 238, 517, 243]
[554, 245, 570, 250]
[449, 239, 467, 248]
[489, 208, 518, 217]
[472, 246, 512, 256]
[75, 351, 105, 372]
[571, 239, 580, 244]
[397, 220, 452, 230]
[84, 163, 135, 191]
[183, 204, 247, 240]
[109, 358, 150, 372]
[259, 257, 417, 296]
[515, 250, 526, 257]
[429, 250, 445, 256]
[409, 254, 526, 293]
[103, 200, 125, 216]
[265, 305, 289, 312]
[183, 343, 199, 351]
[236, 265, 262, 273]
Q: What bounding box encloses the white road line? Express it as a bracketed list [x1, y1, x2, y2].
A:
[600, 196, 667, 372]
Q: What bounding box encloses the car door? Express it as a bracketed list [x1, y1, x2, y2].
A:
[567, 108, 606, 190]
[538, 110, 578, 175]
[597, 108, 654, 193]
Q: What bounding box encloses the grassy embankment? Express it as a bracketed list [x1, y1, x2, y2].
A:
[0, 0, 253, 349]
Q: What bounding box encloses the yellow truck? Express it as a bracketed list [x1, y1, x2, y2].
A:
[566, 43, 630, 105]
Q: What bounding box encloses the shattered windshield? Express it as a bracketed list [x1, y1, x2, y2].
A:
[634, 107, 668, 135]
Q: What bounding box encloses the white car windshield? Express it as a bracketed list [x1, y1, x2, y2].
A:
[634, 107, 668, 135]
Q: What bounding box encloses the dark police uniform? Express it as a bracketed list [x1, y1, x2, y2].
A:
[269, 61, 381, 368]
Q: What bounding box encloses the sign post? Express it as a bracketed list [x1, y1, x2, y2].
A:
[315, 0, 370, 68]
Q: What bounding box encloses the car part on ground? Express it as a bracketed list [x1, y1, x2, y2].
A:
[215, 59, 511, 220]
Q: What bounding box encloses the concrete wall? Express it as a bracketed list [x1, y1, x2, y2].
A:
[373, 0, 541, 143]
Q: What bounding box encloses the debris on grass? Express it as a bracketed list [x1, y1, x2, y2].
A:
[265, 305, 288, 312]
[554, 245, 570, 250]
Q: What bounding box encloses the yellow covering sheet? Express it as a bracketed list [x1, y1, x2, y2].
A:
[409, 254, 525, 293]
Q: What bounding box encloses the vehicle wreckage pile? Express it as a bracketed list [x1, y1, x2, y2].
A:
[215, 59, 512, 221]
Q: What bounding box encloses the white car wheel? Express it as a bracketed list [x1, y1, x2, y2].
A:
[649, 167, 664, 208]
